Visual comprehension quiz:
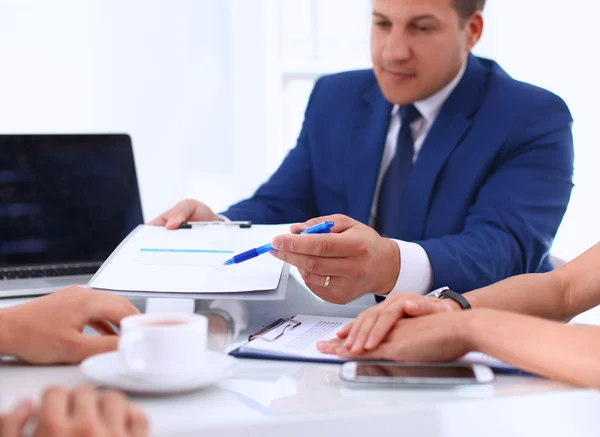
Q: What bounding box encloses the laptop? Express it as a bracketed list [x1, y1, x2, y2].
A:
[0, 134, 144, 298]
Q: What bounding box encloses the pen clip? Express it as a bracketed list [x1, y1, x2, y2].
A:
[300, 221, 334, 235]
[248, 317, 301, 342]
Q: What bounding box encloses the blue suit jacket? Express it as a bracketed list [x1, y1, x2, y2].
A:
[223, 55, 574, 293]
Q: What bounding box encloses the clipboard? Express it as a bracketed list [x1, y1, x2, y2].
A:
[228, 347, 345, 365]
[228, 314, 348, 364]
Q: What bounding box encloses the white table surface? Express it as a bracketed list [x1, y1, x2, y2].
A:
[2, 276, 600, 437]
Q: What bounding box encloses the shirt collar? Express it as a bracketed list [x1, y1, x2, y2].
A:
[391, 61, 467, 124]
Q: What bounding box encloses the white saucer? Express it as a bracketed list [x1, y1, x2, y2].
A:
[81, 350, 236, 394]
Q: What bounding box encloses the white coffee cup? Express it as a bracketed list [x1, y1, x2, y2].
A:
[118, 313, 208, 377]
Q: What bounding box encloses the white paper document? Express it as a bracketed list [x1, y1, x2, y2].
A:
[89, 224, 290, 294]
[237, 315, 352, 361]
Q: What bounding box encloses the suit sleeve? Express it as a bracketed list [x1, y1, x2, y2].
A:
[221, 80, 325, 224]
[418, 93, 574, 293]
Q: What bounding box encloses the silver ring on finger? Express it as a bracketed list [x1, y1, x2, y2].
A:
[324, 276, 331, 288]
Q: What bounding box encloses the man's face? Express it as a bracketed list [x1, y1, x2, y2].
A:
[371, 0, 483, 105]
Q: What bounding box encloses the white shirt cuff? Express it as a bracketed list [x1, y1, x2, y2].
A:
[389, 240, 434, 295]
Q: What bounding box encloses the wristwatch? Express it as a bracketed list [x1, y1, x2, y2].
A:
[427, 286, 471, 310]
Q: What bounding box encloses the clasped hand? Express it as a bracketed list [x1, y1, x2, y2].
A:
[317, 292, 470, 363]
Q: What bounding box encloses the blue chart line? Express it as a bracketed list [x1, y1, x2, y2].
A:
[140, 248, 234, 254]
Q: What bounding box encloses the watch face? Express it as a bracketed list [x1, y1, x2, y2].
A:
[430, 287, 449, 299]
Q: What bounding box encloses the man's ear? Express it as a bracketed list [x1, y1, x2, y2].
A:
[465, 12, 484, 50]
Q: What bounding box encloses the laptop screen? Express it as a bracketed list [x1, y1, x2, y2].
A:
[0, 134, 144, 267]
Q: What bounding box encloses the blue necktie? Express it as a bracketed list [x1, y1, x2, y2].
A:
[377, 104, 422, 238]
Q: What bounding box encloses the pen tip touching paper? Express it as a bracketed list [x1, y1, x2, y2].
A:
[223, 258, 235, 266]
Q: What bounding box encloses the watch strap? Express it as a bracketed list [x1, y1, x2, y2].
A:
[440, 288, 471, 310]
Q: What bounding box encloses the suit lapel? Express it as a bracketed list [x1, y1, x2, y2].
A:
[399, 55, 490, 240]
[345, 82, 393, 225]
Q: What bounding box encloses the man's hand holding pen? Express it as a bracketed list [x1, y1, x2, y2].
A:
[270, 214, 400, 305]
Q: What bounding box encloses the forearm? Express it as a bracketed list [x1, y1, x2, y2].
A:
[466, 309, 600, 389]
[464, 271, 569, 321]
[465, 242, 600, 321]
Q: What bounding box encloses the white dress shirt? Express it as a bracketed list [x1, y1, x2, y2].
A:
[371, 63, 467, 296]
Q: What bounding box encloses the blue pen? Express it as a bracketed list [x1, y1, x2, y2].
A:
[223, 221, 334, 266]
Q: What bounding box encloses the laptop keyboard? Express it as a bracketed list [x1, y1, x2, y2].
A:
[0, 262, 103, 280]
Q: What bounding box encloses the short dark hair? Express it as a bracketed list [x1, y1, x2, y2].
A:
[453, 0, 486, 21]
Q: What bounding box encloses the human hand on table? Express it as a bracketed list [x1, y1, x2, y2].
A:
[0, 386, 149, 437]
[317, 310, 472, 362]
[322, 292, 459, 354]
[0, 286, 139, 364]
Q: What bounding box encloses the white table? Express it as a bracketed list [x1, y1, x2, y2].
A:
[2, 278, 600, 437]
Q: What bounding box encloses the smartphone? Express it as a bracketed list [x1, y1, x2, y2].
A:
[340, 361, 495, 387]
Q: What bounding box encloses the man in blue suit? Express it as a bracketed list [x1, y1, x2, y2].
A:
[151, 0, 574, 304]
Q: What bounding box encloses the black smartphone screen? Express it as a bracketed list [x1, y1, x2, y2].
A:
[355, 363, 476, 379]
